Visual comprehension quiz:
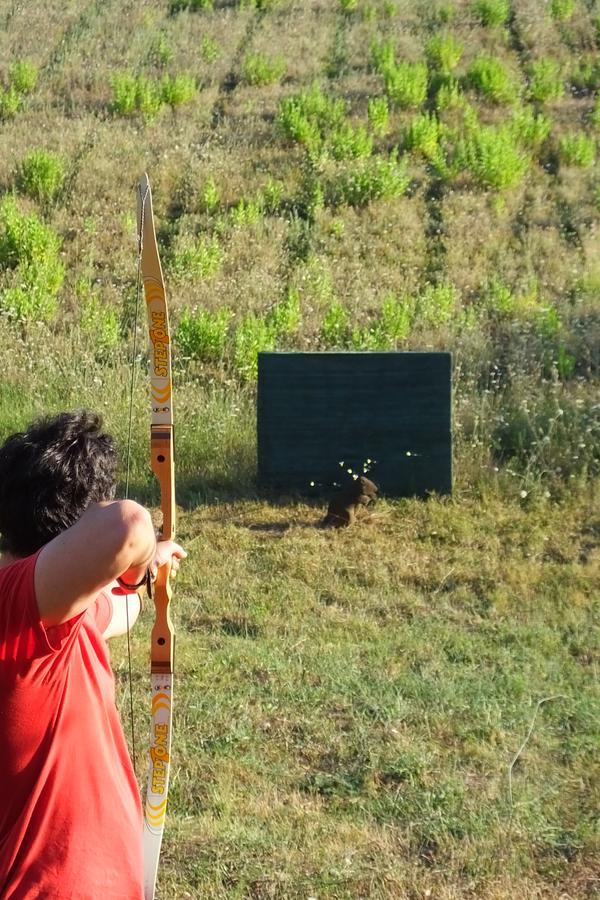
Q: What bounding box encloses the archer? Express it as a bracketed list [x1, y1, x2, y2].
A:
[0, 409, 185, 899]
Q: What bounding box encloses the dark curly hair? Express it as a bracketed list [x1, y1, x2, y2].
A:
[0, 410, 117, 557]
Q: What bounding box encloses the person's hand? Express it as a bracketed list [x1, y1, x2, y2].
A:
[149, 540, 187, 581]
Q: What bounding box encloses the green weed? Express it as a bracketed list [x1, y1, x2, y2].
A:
[229, 197, 264, 227]
[161, 74, 197, 107]
[0, 60, 38, 121]
[415, 281, 458, 327]
[339, 0, 358, 11]
[374, 293, 413, 345]
[148, 33, 174, 67]
[277, 85, 346, 155]
[170, 0, 213, 11]
[242, 53, 285, 86]
[0, 87, 20, 120]
[367, 96, 389, 136]
[457, 122, 529, 189]
[0, 196, 64, 322]
[550, 0, 574, 21]
[370, 39, 396, 75]
[326, 151, 410, 206]
[426, 34, 463, 75]
[8, 60, 38, 94]
[559, 132, 596, 168]
[170, 235, 224, 279]
[435, 76, 463, 110]
[383, 61, 428, 108]
[472, 0, 509, 26]
[239, 0, 282, 9]
[569, 55, 600, 94]
[261, 178, 284, 213]
[200, 36, 220, 63]
[527, 59, 564, 103]
[466, 55, 520, 104]
[266, 288, 301, 339]
[77, 281, 121, 353]
[200, 177, 220, 213]
[320, 299, 350, 347]
[233, 314, 275, 380]
[16, 150, 66, 204]
[329, 123, 373, 160]
[510, 107, 552, 151]
[404, 112, 447, 165]
[111, 73, 162, 120]
[176, 307, 232, 362]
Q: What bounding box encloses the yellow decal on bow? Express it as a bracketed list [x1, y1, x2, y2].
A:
[150, 723, 170, 794]
[149, 310, 170, 378]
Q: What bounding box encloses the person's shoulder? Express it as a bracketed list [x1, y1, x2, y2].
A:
[0, 552, 39, 590]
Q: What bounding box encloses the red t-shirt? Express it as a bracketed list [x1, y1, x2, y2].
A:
[0, 554, 144, 899]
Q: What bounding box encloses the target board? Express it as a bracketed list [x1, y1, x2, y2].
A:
[257, 352, 452, 497]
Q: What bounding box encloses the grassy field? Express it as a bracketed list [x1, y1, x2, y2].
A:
[0, 0, 599, 897]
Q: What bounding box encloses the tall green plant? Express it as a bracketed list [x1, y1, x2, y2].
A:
[0, 197, 64, 321]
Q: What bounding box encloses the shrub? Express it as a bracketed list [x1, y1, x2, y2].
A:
[383, 61, 428, 108]
[170, 235, 223, 279]
[16, 150, 66, 204]
[329, 123, 373, 160]
[111, 73, 163, 120]
[266, 288, 301, 337]
[367, 96, 389, 135]
[9, 60, 38, 94]
[559, 132, 596, 168]
[201, 177, 220, 213]
[370, 40, 396, 75]
[262, 178, 284, 213]
[201, 36, 220, 63]
[176, 307, 232, 362]
[161, 74, 196, 107]
[111, 73, 138, 116]
[527, 59, 564, 102]
[472, 0, 509, 26]
[0, 196, 64, 322]
[171, 0, 213, 10]
[374, 293, 413, 345]
[320, 300, 350, 347]
[510, 107, 552, 151]
[242, 53, 285, 86]
[229, 197, 263, 227]
[326, 151, 410, 206]
[233, 314, 275, 380]
[404, 112, 446, 164]
[415, 282, 458, 327]
[435, 76, 463, 110]
[135, 79, 164, 119]
[111, 72, 193, 119]
[0, 87, 20, 120]
[148, 34, 174, 66]
[457, 123, 529, 189]
[77, 283, 121, 352]
[277, 85, 346, 154]
[569, 56, 600, 94]
[426, 34, 463, 75]
[0, 60, 38, 121]
[466, 56, 519, 104]
[550, 0, 574, 21]
[239, 0, 282, 9]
